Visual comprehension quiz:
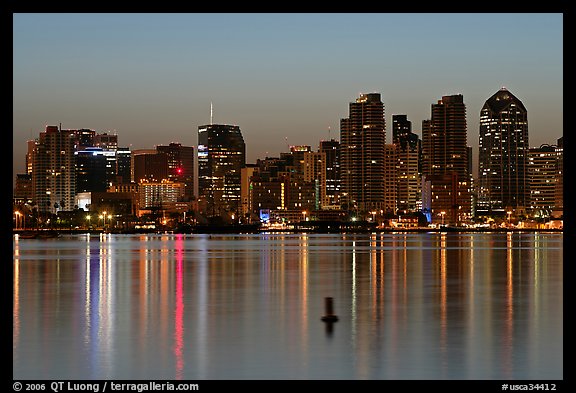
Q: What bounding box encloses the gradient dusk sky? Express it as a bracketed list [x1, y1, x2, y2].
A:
[12, 13, 563, 183]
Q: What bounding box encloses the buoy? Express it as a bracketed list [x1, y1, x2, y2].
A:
[321, 297, 339, 322]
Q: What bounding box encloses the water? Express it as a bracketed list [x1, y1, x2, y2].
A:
[13, 232, 563, 380]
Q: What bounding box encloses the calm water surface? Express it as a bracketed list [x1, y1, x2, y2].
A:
[13, 232, 563, 380]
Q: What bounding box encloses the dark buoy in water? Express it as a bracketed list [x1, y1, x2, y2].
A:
[321, 297, 339, 322]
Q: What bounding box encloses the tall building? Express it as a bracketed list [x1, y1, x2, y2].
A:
[554, 137, 563, 217]
[392, 114, 419, 151]
[397, 147, 420, 213]
[75, 147, 108, 193]
[303, 151, 326, 210]
[528, 144, 559, 215]
[115, 147, 132, 184]
[383, 144, 397, 214]
[392, 114, 421, 213]
[319, 139, 340, 208]
[477, 87, 529, 215]
[132, 150, 169, 184]
[421, 94, 471, 224]
[198, 124, 246, 217]
[31, 125, 76, 213]
[240, 165, 258, 220]
[156, 143, 195, 201]
[340, 93, 386, 212]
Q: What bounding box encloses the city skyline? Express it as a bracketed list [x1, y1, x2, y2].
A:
[13, 13, 563, 183]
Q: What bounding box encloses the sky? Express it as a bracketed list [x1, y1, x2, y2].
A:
[13, 13, 563, 184]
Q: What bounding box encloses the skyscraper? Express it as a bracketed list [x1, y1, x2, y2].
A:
[156, 142, 195, 200]
[477, 87, 529, 215]
[319, 139, 340, 208]
[392, 114, 421, 213]
[340, 93, 386, 213]
[528, 144, 558, 215]
[198, 124, 246, 218]
[392, 114, 419, 151]
[421, 94, 471, 224]
[32, 125, 76, 214]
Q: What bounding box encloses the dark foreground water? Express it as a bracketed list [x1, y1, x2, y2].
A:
[13, 232, 563, 380]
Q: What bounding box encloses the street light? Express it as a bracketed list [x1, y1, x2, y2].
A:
[370, 211, 377, 222]
[302, 211, 307, 222]
[440, 211, 446, 226]
[99, 211, 108, 229]
[86, 214, 91, 228]
[507, 211, 512, 227]
[14, 211, 22, 229]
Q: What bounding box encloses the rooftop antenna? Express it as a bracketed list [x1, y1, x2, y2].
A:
[328, 126, 331, 140]
[210, 102, 213, 125]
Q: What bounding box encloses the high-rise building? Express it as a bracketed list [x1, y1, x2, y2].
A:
[392, 114, 419, 151]
[240, 165, 258, 220]
[397, 147, 420, 213]
[75, 147, 108, 193]
[319, 139, 340, 208]
[477, 87, 529, 215]
[554, 137, 563, 217]
[156, 143, 195, 201]
[528, 144, 559, 215]
[115, 147, 132, 184]
[340, 93, 386, 212]
[383, 144, 397, 214]
[31, 125, 76, 213]
[132, 150, 169, 184]
[392, 115, 421, 213]
[303, 151, 326, 210]
[198, 124, 246, 217]
[421, 94, 471, 224]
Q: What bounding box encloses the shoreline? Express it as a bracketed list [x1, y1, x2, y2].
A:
[13, 227, 564, 236]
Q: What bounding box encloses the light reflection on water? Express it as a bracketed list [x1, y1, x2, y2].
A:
[13, 232, 563, 380]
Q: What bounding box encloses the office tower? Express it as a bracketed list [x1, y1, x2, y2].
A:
[319, 139, 340, 208]
[31, 125, 76, 213]
[75, 147, 108, 193]
[421, 94, 471, 224]
[478, 87, 529, 215]
[340, 93, 386, 212]
[156, 143, 195, 200]
[198, 124, 246, 217]
[528, 144, 559, 215]
[132, 150, 169, 183]
[115, 147, 132, 184]
[392, 115, 421, 213]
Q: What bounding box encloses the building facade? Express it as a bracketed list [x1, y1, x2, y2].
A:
[31, 125, 77, 214]
[156, 142, 195, 200]
[198, 124, 246, 218]
[340, 93, 386, 213]
[477, 87, 529, 216]
[421, 94, 471, 224]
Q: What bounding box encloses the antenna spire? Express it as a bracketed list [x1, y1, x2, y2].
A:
[210, 102, 213, 125]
